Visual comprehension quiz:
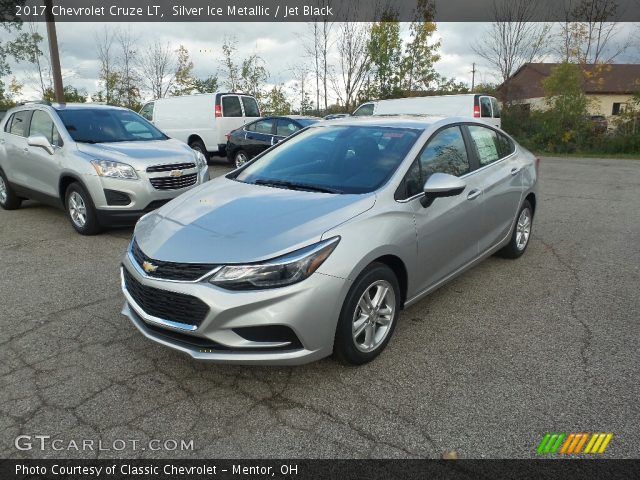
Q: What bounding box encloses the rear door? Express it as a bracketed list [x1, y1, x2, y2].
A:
[245, 118, 275, 157]
[218, 95, 246, 145]
[2, 110, 32, 187]
[464, 124, 523, 251]
[478, 96, 500, 128]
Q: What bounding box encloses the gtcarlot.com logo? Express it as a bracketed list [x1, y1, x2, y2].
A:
[536, 432, 613, 455]
[14, 435, 194, 452]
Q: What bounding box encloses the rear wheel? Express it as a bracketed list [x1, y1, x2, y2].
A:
[499, 200, 533, 259]
[0, 170, 22, 210]
[233, 150, 249, 169]
[65, 182, 101, 235]
[334, 263, 400, 365]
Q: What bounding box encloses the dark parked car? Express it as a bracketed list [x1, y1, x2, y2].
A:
[226, 116, 320, 168]
[589, 115, 608, 134]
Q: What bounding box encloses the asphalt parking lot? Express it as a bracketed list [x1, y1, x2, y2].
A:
[1, 155, 639, 459]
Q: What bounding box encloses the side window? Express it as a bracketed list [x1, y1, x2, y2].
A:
[245, 122, 256, 132]
[140, 103, 154, 121]
[30, 110, 61, 146]
[353, 103, 374, 116]
[4, 113, 14, 133]
[9, 110, 31, 137]
[496, 132, 514, 158]
[468, 125, 501, 166]
[241, 96, 260, 117]
[222, 96, 242, 117]
[276, 119, 299, 137]
[480, 97, 492, 117]
[491, 98, 501, 118]
[254, 119, 274, 135]
[404, 126, 470, 198]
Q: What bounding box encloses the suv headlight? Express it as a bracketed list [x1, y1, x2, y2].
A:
[210, 237, 340, 290]
[193, 149, 207, 168]
[91, 160, 138, 179]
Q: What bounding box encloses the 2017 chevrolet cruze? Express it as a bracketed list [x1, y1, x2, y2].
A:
[0, 102, 209, 234]
[121, 116, 538, 365]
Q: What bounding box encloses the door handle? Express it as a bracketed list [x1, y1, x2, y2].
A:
[510, 167, 521, 176]
[467, 189, 481, 200]
[23, 147, 29, 152]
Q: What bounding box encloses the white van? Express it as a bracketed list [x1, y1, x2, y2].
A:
[352, 94, 502, 128]
[139, 92, 261, 157]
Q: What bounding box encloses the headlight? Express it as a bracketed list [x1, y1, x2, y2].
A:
[91, 160, 137, 179]
[193, 149, 207, 168]
[210, 237, 340, 290]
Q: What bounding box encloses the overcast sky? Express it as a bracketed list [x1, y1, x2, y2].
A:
[2, 21, 638, 105]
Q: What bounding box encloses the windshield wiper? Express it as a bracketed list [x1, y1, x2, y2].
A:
[254, 179, 341, 194]
[75, 139, 98, 144]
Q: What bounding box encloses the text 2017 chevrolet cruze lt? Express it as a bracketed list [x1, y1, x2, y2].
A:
[121, 117, 538, 365]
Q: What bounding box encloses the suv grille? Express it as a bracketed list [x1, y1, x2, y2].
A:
[131, 240, 218, 281]
[146, 162, 196, 173]
[123, 268, 209, 327]
[150, 172, 198, 190]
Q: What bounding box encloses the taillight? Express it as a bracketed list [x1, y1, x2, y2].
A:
[225, 132, 231, 140]
[473, 105, 481, 118]
[215, 104, 222, 118]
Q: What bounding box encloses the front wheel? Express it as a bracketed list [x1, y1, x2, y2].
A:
[499, 200, 533, 259]
[0, 170, 22, 210]
[334, 263, 401, 365]
[65, 182, 101, 235]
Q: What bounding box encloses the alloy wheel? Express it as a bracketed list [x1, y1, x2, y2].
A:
[235, 151, 248, 168]
[352, 280, 396, 353]
[516, 208, 532, 251]
[0, 175, 6, 205]
[68, 191, 87, 228]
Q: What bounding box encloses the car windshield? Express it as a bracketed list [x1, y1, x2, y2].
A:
[56, 108, 168, 143]
[234, 125, 421, 194]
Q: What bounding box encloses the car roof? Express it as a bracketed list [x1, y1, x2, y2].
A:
[317, 114, 450, 130]
[51, 103, 129, 111]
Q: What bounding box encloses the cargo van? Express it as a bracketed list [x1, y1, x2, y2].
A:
[352, 94, 501, 128]
[139, 93, 261, 158]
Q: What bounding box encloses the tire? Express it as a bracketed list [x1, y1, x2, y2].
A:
[0, 169, 22, 210]
[499, 200, 533, 259]
[334, 263, 401, 365]
[233, 149, 250, 169]
[188, 139, 210, 164]
[65, 182, 101, 235]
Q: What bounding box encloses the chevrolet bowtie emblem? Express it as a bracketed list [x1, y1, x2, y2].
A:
[142, 261, 158, 273]
[169, 169, 184, 178]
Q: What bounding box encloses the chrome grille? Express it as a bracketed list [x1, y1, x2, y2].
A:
[149, 172, 198, 190]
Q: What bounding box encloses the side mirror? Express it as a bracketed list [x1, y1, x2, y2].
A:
[421, 173, 466, 207]
[28, 135, 55, 155]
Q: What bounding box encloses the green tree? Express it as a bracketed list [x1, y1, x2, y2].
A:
[172, 45, 196, 95]
[541, 62, 590, 151]
[367, 11, 403, 99]
[44, 85, 88, 103]
[263, 85, 291, 115]
[401, 1, 440, 93]
[193, 75, 219, 94]
[239, 54, 268, 101]
[221, 38, 240, 91]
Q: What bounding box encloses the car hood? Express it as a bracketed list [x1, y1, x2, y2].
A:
[134, 177, 376, 264]
[76, 138, 196, 169]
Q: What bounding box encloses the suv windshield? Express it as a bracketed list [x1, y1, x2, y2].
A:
[56, 108, 168, 143]
[234, 125, 420, 194]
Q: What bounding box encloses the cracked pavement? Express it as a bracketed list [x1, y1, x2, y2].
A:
[1, 156, 639, 459]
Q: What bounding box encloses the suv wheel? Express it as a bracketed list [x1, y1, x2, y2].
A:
[65, 182, 101, 235]
[0, 170, 22, 210]
[334, 263, 400, 365]
[500, 200, 533, 259]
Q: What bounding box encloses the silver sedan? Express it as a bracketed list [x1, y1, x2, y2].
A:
[121, 116, 538, 365]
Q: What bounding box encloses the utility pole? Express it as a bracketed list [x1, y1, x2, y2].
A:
[44, 0, 64, 103]
[470, 63, 476, 92]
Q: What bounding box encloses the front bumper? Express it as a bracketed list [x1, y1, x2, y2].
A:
[85, 165, 210, 224]
[120, 250, 349, 365]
